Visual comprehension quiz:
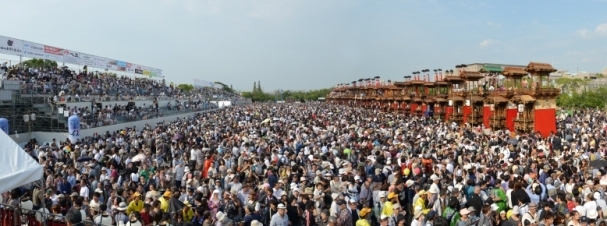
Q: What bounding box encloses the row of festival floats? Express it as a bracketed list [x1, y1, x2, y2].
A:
[326, 62, 561, 137]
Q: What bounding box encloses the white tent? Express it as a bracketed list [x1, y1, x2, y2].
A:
[0, 131, 43, 193]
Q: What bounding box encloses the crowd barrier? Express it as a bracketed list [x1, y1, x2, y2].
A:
[0, 204, 104, 226]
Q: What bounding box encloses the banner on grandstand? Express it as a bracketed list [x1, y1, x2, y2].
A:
[62, 50, 82, 65]
[80, 53, 95, 67]
[22, 41, 45, 58]
[0, 36, 23, 55]
[150, 68, 161, 77]
[94, 56, 111, 69]
[0, 34, 161, 75]
[193, 79, 215, 88]
[43, 45, 64, 62]
[142, 66, 151, 76]
[108, 60, 127, 72]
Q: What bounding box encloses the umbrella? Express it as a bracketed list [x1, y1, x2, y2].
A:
[261, 118, 271, 124]
[77, 156, 93, 162]
[590, 160, 607, 169]
[168, 197, 185, 214]
[565, 135, 573, 142]
[507, 138, 518, 145]
[132, 154, 147, 162]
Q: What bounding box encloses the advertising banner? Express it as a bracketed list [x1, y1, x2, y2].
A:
[80, 53, 95, 67]
[108, 60, 127, 72]
[22, 41, 45, 58]
[193, 79, 215, 88]
[142, 66, 151, 76]
[62, 49, 82, 65]
[94, 56, 110, 69]
[68, 115, 80, 143]
[0, 35, 23, 55]
[151, 68, 163, 77]
[44, 45, 64, 62]
[126, 62, 136, 73]
[0, 35, 162, 75]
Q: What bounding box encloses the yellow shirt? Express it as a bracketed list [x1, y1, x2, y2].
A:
[356, 219, 371, 226]
[127, 200, 144, 215]
[413, 197, 430, 214]
[182, 208, 195, 222]
[159, 197, 169, 212]
[382, 201, 393, 216]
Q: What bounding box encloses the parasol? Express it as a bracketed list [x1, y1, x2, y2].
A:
[132, 153, 147, 162]
[77, 156, 93, 162]
[590, 160, 607, 169]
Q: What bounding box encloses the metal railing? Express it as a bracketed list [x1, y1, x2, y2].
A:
[0, 204, 106, 226]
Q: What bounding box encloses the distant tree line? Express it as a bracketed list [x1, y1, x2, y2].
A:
[241, 81, 331, 102]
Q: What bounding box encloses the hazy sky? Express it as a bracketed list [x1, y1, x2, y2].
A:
[1, 0, 606, 91]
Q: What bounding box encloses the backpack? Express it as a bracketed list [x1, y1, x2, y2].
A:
[450, 212, 461, 226]
[443, 207, 456, 221]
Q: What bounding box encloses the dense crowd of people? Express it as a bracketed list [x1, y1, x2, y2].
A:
[1, 65, 243, 103]
[1, 102, 605, 226]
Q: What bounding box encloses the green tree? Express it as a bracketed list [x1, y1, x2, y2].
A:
[555, 77, 588, 94]
[213, 81, 235, 93]
[177, 84, 195, 93]
[557, 87, 607, 109]
[20, 58, 58, 68]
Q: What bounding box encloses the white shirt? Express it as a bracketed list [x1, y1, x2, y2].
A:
[583, 201, 597, 216]
[80, 186, 90, 199]
[94, 213, 113, 225]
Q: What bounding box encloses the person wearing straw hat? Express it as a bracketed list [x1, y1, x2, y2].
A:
[457, 208, 472, 226]
[127, 192, 144, 215]
[115, 202, 129, 225]
[356, 207, 372, 226]
[216, 210, 236, 226]
[270, 203, 289, 226]
[412, 207, 425, 226]
[182, 200, 195, 222]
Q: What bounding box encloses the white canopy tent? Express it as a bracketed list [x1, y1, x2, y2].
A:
[0, 131, 43, 193]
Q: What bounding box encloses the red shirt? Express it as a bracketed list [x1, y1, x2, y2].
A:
[140, 211, 152, 225]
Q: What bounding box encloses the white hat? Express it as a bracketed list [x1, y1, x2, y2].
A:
[216, 212, 226, 221]
[588, 209, 599, 219]
[427, 186, 439, 194]
[430, 174, 439, 181]
[511, 206, 520, 215]
[117, 202, 127, 211]
[277, 204, 287, 209]
[197, 187, 204, 193]
[251, 220, 263, 226]
[460, 208, 471, 215]
[406, 180, 415, 187]
[354, 176, 361, 181]
[379, 191, 387, 198]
